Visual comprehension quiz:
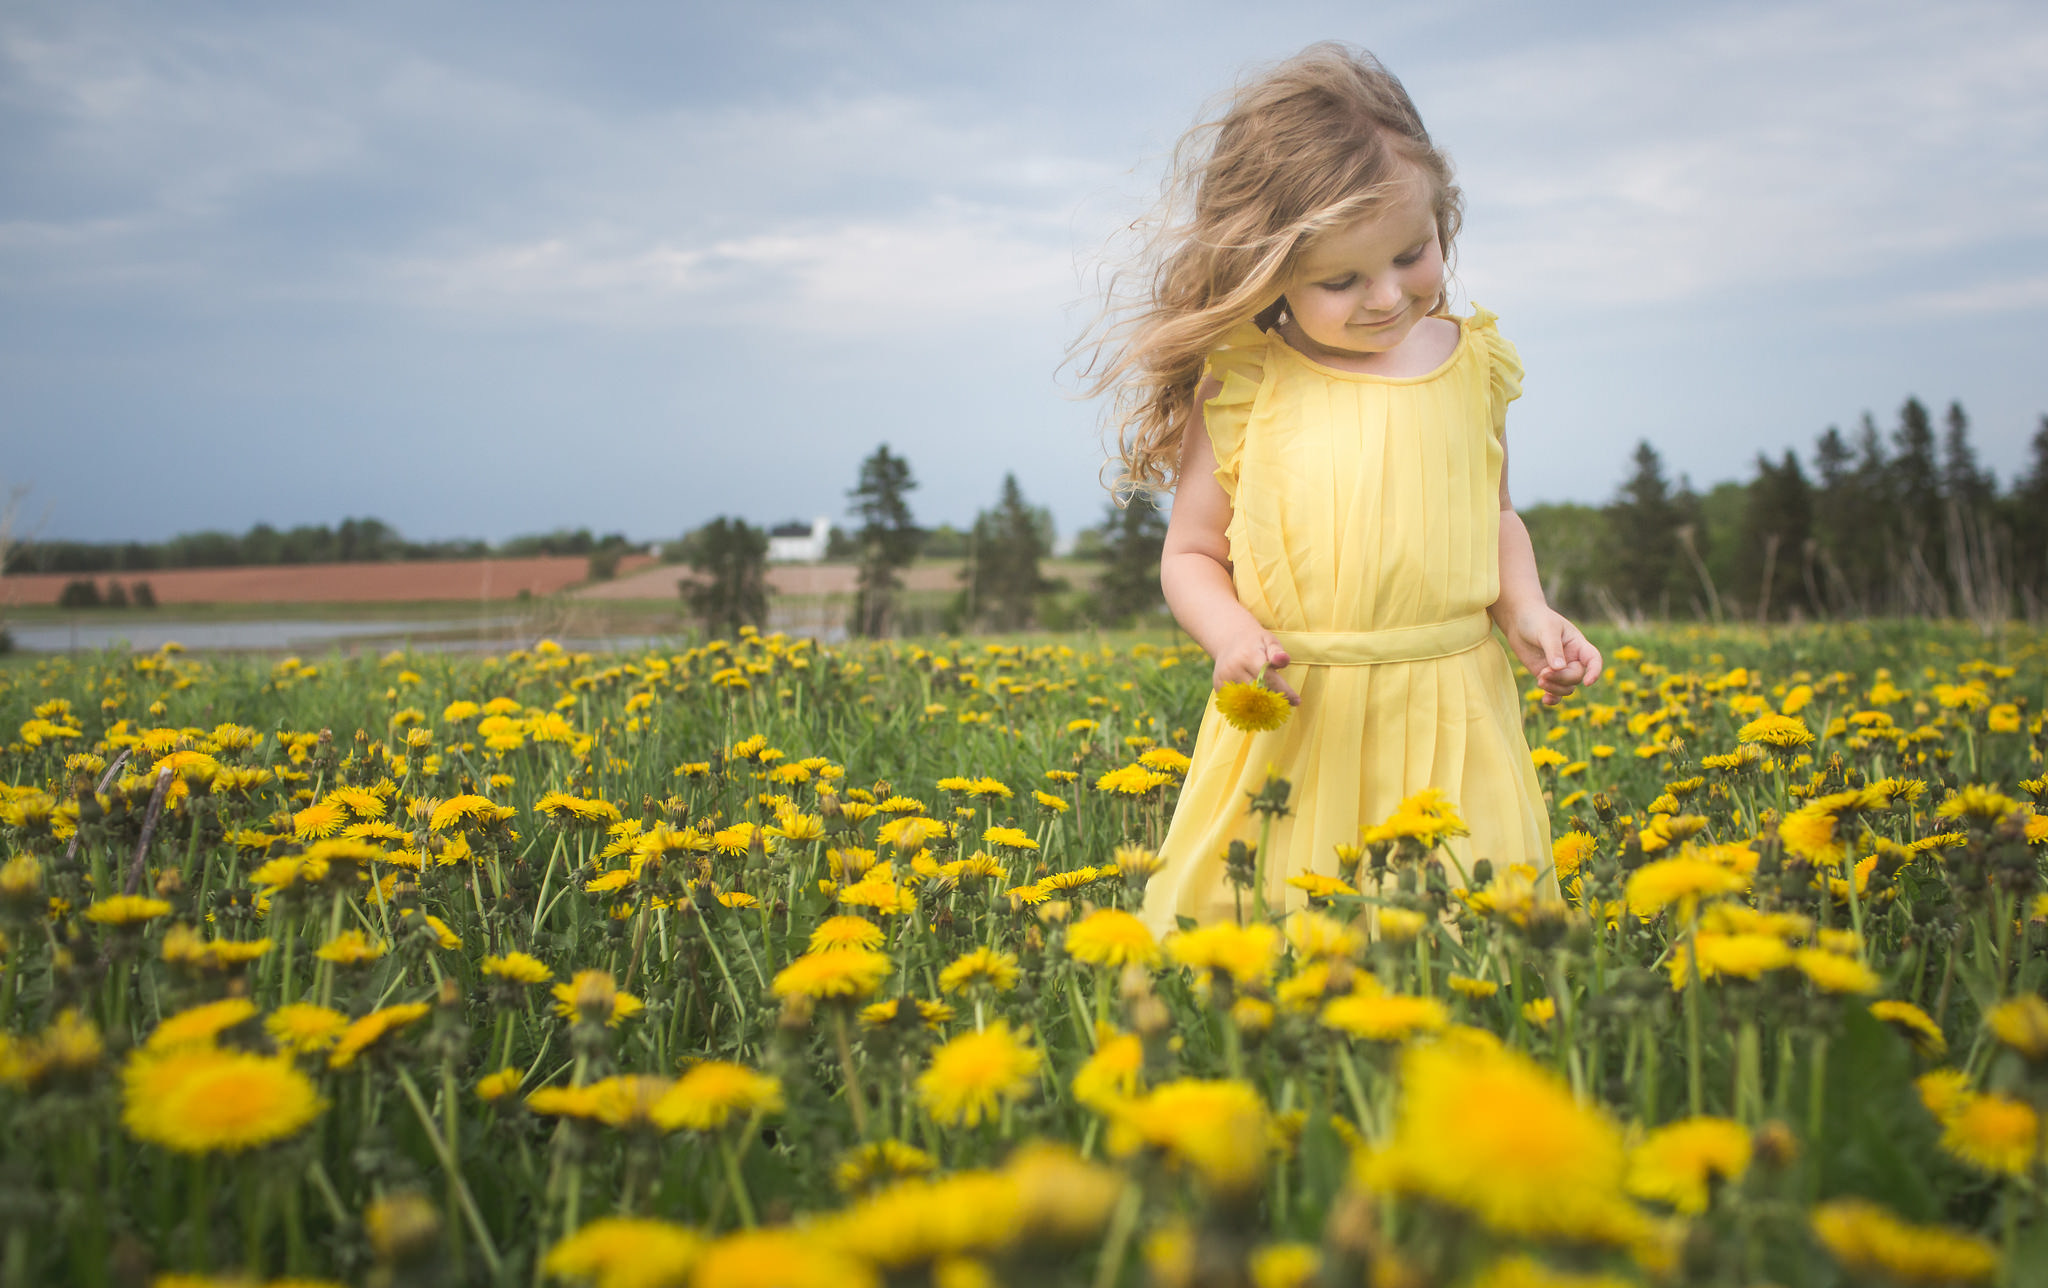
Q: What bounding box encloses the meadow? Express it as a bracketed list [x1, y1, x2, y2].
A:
[0, 621, 2044, 1288]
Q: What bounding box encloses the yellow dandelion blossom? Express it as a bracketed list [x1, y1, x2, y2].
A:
[654, 1061, 784, 1131]
[122, 1046, 325, 1154]
[1935, 785, 2021, 827]
[1357, 1042, 1639, 1246]
[692, 1228, 878, 1288]
[1286, 872, 1357, 899]
[1466, 1256, 1638, 1288]
[836, 1139, 938, 1194]
[917, 1021, 1043, 1127]
[313, 929, 388, 966]
[1375, 906, 1428, 942]
[266, 1002, 348, 1055]
[809, 916, 885, 953]
[1792, 949, 1879, 995]
[1073, 1027, 1145, 1113]
[980, 825, 1038, 851]
[1810, 1198, 1998, 1285]
[1320, 993, 1449, 1043]
[1215, 682, 1291, 733]
[543, 1216, 705, 1288]
[293, 800, 346, 840]
[1169, 922, 1280, 985]
[146, 998, 258, 1051]
[482, 951, 553, 985]
[476, 1067, 523, 1102]
[328, 1002, 432, 1069]
[1870, 1000, 1948, 1058]
[1449, 973, 1500, 999]
[84, 895, 173, 926]
[1624, 856, 1747, 919]
[772, 948, 892, 1002]
[1987, 994, 2048, 1061]
[1551, 831, 1597, 879]
[1624, 1116, 1751, 1214]
[1065, 909, 1160, 970]
[1737, 712, 1813, 747]
[1107, 1078, 1270, 1195]
[1362, 788, 1469, 849]
[1939, 1090, 2040, 1177]
[550, 970, 645, 1026]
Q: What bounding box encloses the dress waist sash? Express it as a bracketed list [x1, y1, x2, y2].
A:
[1270, 612, 1493, 666]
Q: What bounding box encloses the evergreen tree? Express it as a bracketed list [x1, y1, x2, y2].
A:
[1602, 441, 1683, 616]
[1808, 425, 1874, 614]
[847, 444, 921, 637]
[1889, 397, 1947, 609]
[1734, 451, 1814, 620]
[680, 517, 769, 638]
[1089, 495, 1169, 627]
[2006, 416, 2048, 614]
[1940, 401, 1996, 516]
[961, 474, 1053, 631]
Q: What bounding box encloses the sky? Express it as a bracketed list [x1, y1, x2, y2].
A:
[4, 0, 2046, 547]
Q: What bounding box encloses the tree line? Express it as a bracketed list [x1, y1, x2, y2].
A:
[1525, 398, 2048, 627]
[7, 519, 637, 576]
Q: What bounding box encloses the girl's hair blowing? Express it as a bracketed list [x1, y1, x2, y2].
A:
[1075, 42, 1463, 499]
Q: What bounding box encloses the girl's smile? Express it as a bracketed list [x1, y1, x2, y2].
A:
[1273, 172, 1448, 375]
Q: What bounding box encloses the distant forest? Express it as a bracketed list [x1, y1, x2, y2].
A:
[4, 519, 635, 575]
[1521, 398, 2048, 626]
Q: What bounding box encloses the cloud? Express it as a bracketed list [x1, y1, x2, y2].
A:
[1434, 0, 2048, 309]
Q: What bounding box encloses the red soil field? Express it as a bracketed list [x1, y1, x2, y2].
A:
[0, 555, 654, 607]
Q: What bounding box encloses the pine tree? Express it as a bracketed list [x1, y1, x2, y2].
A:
[962, 474, 1053, 631]
[1940, 402, 1996, 515]
[1735, 451, 1814, 620]
[1889, 396, 1947, 610]
[1603, 441, 1683, 617]
[1089, 495, 1169, 627]
[847, 444, 921, 637]
[2005, 416, 2048, 615]
[1808, 425, 1873, 614]
[681, 517, 769, 639]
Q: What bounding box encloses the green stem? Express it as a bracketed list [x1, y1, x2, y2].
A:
[394, 1067, 503, 1280]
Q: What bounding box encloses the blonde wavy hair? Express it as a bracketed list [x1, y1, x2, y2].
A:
[1074, 42, 1464, 499]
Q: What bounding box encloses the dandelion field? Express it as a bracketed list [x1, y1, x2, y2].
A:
[1, 623, 2046, 1288]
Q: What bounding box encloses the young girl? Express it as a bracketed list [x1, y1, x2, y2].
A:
[1082, 43, 1603, 932]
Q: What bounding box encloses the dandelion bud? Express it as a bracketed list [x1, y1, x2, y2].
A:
[1752, 1120, 1800, 1170]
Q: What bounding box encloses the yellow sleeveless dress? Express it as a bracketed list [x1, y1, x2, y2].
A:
[1141, 307, 1554, 933]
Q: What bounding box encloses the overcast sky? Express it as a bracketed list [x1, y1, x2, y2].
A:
[4, 0, 2046, 546]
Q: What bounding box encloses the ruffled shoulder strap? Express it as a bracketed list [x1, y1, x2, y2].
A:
[1198, 320, 1270, 502]
[1465, 305, 1523, 439]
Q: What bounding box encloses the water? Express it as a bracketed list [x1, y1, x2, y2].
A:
[6, 617, 525, 654]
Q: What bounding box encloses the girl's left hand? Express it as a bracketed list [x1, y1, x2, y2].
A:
[1502, 609, 1603, 707]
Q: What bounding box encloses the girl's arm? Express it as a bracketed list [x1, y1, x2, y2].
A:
[1160, 378, 1300, 702]
[1492, 440, 1603, 707]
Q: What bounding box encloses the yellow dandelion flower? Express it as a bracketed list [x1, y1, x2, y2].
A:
[1624, 856, 1747, 919]
[835, 1139, 938, 1194]
[1449, 973, 1499, 999]
[654, 1061, 784, 1131]
[1810, 1198, 1998, 1285]
[1357, 1042, 1638, 1246]
[1939, 1090, 2040, 1177]
[122, 1046, 325, 1154]
[145, 998, 257, 1051]
[1169, 922, 1280, 985]
[543, 1216, 705, 1288]
[1986, 994, 2048, 1060]
[313, 929, 388, 966]
[1935, 785, 2020, 826]
[1870, 1000, 1948, 1058]
[917, 1021, 1043, 1127]
[293, 800, 346, 840]
[482, 951, 553, 984]
[1065, 909, 1160, 970]
[1375, 906, 1428, 942]
[1362, 788, 1469, 849]
[1107, 1078, 1269, 1195]
[1215, 682, 1292, 733]
[476, 1067, 523, 1102]
[1737, 712, 1813, 747]
[1791, 948, 1879, 994]
[692, 1228, 877, 1288]
[809, 916, 885, 953]
[328, 1002, 432, 1069]
[550, 971, 645, 1026]
[1551, 831, 1597, 879]
[772, 948, 892, 1002]
[84, 895, 173, 926]
[1073, 1027, 1145, 1113]
[1286, 872, 1357, 899]
[266, 1002, 348, 1055]
[1624, 1116, 1751, 1214]
[1320, 993, 1449, 1043]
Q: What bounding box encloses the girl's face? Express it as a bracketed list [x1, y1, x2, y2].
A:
[1278, 174, 1445, 360]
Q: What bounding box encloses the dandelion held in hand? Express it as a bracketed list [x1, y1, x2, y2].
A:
[1215, 679, 1292, 733]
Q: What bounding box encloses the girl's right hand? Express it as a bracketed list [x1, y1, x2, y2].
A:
[1212, 631, 1300, 704]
